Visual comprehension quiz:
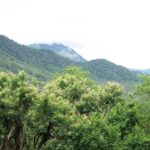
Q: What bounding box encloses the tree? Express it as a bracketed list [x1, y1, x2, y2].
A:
[134, 75, 150, 135]
[0, 71, 38, 150]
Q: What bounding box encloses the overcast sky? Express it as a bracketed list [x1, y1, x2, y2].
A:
[0, 0, 150, 69]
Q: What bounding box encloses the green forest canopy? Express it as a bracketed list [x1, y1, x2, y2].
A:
[0, 67, 150, 150]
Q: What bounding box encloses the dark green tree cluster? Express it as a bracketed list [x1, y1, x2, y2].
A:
[0, 67, 149, 150]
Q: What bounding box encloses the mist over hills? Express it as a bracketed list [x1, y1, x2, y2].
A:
[131, 69, 150, 75]
[0, 35, 138, 83]
[29, 43, 86, 62]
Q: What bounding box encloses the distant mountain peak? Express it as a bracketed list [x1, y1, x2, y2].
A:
[29, 43, 86, 62]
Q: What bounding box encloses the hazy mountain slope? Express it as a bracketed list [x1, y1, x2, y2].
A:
[131, 69, 150, 75]
[0, 35, 138, 84]
[29, 43, 86, 62]
[0, 48, 25, 72]
[0, 35, 76, 80]
[142, 69, 150, 74]
[80, 59, 138, 82]
[0, 48, 49, 80]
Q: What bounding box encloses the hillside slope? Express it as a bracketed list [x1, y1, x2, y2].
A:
[0, 35, 76, 80]
[80, 59, 138, 82]
[0, 35, 138, 83]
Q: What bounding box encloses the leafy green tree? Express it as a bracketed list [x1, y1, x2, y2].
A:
[32, 94, 74, 149]
[45, 67, 96, 108]
[136, 75, 150, 95]
[98, 82, 123, 112]
[0, 71, 38, 150]
[134, 75, 150, 135]
[70, 113, 110, 150]
[106, 102, 150, 149]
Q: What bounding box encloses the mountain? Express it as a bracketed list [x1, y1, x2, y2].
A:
[0, 35, 76, 80]
[141, 69, 150, 74]
[131, 69, 150, 75]
[29, 43, 86, 62]
[80, 59, 138, 83]
[0, 35, 138, 84]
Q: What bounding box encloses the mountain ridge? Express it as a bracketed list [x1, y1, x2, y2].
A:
[0, 35, 138, 83]
[131, 68, 150, 75]
[29, 43, 86, 62]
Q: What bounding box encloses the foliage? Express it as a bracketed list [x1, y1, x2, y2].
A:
[0, 67, 149, 150]
[0, 71, 38, 149]
[134, 75, 150, 135]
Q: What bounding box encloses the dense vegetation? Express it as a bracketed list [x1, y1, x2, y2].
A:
[0, 67, 150, 150]
[0, 35, 138, 85]
[80, 59, 138, 82]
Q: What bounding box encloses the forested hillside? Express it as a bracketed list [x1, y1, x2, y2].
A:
[80, 59, 138, 82]
[0, 35, 138, 84]
[0, 35, 76, 80]
[0, 68, 149, 150]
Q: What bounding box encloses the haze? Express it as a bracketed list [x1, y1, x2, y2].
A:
[0, 0, 150, 69]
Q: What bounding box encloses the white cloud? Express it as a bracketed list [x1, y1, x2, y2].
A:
[0, 0, 150, 69]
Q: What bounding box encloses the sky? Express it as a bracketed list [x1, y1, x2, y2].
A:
[0, 0, 150, 69]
